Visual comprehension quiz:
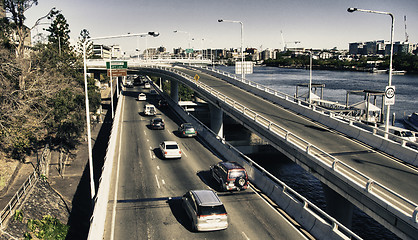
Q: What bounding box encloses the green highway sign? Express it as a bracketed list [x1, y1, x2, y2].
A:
[186, 48, 194, 54]
[106, 61, 127, 69]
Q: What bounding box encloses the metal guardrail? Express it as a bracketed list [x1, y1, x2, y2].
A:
[0, 147, 49, 229]
[142, 65, 418, 227]
[150, 77, 362, 240]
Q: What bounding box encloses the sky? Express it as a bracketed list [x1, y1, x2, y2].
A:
[23, 0, 418, 55]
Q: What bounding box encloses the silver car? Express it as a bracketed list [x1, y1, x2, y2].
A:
[182, 190, 228, 231]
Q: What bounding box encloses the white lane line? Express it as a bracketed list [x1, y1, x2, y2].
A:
[149, 150, 153, 159]
[155, 174, 161, 189]
[147, 139, 149, 142]
[157, 166, 160, 170]
[162, 179, 166, 185]
[110, 95, 124, 240]
[242, 231, 250, 240]
[182, 150, 188, 158]
[144, 131, 147, 136]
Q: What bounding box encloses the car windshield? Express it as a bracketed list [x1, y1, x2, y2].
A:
[166, 144, 178, 150]
[153, 119, 162, 123]
[228, 170, 246, 179]
[198, 205, 226, 216]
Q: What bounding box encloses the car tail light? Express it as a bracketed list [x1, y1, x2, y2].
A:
[179, 150, 182, 154]
[164, 151, 168, 155]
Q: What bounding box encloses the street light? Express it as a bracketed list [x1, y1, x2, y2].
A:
[174, 30, 192, 61]
[82, 31, 159, 203]
[218, 19, 245, 80]
[347, 7, 394, 138]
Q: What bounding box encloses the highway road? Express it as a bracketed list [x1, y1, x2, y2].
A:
[102, 84, 309, 240]
[176, 66, 418, 205]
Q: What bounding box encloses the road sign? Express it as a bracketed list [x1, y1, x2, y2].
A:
[385, 86, 395, 105]
[194, 74, 200, 81]
[235, 61, 254, 75]
[107, 69, 127, 77]
[186, 48, 194, 54]
[106, 61, 127, 69]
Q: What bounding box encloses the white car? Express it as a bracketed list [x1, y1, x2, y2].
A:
[138, 93, 146, 101]
[159, 141, 181, 159]
[144, 82, 151, 89]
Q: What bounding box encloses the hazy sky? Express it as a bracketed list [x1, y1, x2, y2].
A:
[24, 0, 418, 54]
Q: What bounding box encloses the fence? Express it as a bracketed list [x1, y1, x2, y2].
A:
[0, 146, 50, 229]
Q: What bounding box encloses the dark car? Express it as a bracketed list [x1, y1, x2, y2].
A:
[150, 118, 165, 130]
[158, 99, 168, 108]
[210, 162, 248, 191]
[178, 123, 197, 137]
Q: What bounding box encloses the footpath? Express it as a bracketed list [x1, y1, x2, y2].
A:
[0, 87, 114, 239]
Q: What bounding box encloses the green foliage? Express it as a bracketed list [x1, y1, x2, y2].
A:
[179, 83, 194, 101]
[25, 215, 68, 240]
[14, 210, 24, 222]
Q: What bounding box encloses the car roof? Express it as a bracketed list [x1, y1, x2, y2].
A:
[162, 140, 178, 145]
[139, 93, 145, 95]
[191, 190, 222, 206]
[152, 118, 163, 121]
[219, 161, 245, 170]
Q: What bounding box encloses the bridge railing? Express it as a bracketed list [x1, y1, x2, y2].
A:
[194, 65, 418, 152]
[142, 65, 418, 230]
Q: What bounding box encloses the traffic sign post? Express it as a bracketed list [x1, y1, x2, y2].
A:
[385, 86, 395, 106]
[107, 61, 128, 77]
[194, 74, 200, 81]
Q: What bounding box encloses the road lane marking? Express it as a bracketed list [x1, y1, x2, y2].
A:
[110, 95, 124, 240]
[149, 150, 153, 159]
[144, 130, 147, 136]
[162, 179, 165, 185]
[182, 150, 188, 158]
[155, 174, 161, 188]
[157, 166, 160, 170]
[242, 232, 250, 240]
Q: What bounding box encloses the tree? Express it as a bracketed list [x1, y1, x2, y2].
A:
[76, 29, 93, 58]
[45, 13, 71, 56]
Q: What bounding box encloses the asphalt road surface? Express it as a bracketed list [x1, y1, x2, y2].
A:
[102, 84, 309, 240]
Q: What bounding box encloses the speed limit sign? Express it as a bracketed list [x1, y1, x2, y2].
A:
[385, 86, 395, 105]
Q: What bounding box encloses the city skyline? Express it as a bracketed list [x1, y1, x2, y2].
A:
[23, 0, 418, 54]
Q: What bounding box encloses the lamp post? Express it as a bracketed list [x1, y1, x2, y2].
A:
[218, 19, 245, 80]
[82, 31, 159, 203]
[174, 30, 192, 62]
[347, 7, 394, 138]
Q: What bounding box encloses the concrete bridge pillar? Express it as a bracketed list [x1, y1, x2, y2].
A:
[170, 80, 179, 103]
[209, 104, 223, 138]
[323, 184, 354, 228]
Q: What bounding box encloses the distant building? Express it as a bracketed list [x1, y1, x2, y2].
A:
[350, 40, 416, 56]
[93, 44, 111, 59]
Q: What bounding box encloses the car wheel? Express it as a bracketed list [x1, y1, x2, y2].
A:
[235, 177, 247, 189]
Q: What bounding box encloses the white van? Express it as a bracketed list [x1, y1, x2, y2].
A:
[144, 104, 156, 116]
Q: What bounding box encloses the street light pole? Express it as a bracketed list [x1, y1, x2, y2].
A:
[218, 19, 245, 80]
[347, 8, 394, 138]
[174, 30, 192, 62]
[82, 31, 159, 204]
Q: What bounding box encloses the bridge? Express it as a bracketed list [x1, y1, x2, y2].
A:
[86, 59, 418, 239]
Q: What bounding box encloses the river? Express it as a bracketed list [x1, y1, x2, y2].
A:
[217, 65, 418, 123]
[215, 65, 416, 239]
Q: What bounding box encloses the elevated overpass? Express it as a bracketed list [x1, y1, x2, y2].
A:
[86, 60, 418, 239]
